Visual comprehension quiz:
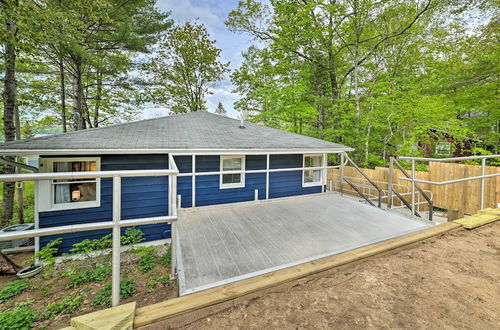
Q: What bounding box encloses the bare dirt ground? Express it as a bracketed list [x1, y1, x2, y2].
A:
[183, 222, 500, 330]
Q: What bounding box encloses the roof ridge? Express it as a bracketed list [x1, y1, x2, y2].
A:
[0, 112, 211, 146]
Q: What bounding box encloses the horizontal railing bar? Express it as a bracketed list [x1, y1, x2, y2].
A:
[0, 169, 179, 182]
[399, 172, 500, 185]
[0, 216, 177, 242]
[398, 154, 499, 162]
[119, 215, 177, 227]
[177, 165, 341, 177]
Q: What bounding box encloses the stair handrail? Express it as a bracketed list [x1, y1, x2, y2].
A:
[389, 157, 433, 221]
[342, 153, 383, 208]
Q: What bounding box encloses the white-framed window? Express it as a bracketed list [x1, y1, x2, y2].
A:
[303, 154, 323, 187]
[39, 157, 101, 211]
[220, 155, 245, 189]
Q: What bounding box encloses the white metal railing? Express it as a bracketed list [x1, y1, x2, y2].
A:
[0, 153, 180, 307]
[328, 174, 433, 212]
[395, 154, 500, 216]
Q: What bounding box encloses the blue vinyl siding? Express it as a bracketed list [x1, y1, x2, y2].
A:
[174, 154, 321, 207]
[269, 154, 322, 198]
[38, 153, 322, 253]
[39, 154, 170, 254]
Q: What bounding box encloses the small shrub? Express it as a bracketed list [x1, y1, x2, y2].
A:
[92, 265, 111, 282]
[0, 307, 39, 330]
[161, 247, 172, 268]
[14, 299, 34, 308]
[121, 227, 145, 246]
[92, 278, 136, 308]
[146, 278, 158, 293]
[45, 293, 85, 319]
[133, 246, 158, 272]
[68, 269, 93, 288]
[159, 274, 170, 287]
[0, 280, 29, 303]
[68, 265, 110, 288]
[33, 238, 63, 277]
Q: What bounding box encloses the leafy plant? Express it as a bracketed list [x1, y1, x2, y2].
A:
[92, 265, 111, 282]
[146, 277, 158, 293]
[0, 307, 39, 330]
[45, 292, 85, 319]
[0, 280, 29, 303]
[67, 265, 110, 288]
[160, 274, 171, 287]
[92, 278, 136, 308]
[132, 246, 158, 272]
[121, 227, 145, 246]
[161, 246, 172, 268]
[70, 234, 112, 268]
[33, 238, 63, 276]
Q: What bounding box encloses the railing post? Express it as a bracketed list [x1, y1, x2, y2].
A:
[411, 160, 416, 217]
[192, 155, 196, 208]
[112, 175, 121, 307]
[480, 158, 486, 210]
[388, 157, 394, 209]
[340, 153, 344, 195]
[266, 154, 270, 200]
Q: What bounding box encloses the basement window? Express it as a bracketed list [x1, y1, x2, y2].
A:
[220, 156, 245, 189]
[40, 157, 101, 211]
[303, 154, 323, 187]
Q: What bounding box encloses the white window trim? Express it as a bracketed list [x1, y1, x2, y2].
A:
[219, 155, 245, 189]
[302, 154, 323, 187]
[38, 157, 101, 212]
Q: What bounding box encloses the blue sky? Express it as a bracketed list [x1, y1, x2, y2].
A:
[145, 0, 256, 119]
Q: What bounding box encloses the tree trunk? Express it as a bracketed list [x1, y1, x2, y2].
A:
[72, 68, 85, 130]
[59, 58, 67, 133]
[0, 251, 21, 275]
[93, 70, 103, 127]
[2, 16, 17, 228]
[14, 105, 24, 224]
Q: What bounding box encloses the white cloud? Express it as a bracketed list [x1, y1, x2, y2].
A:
[156, 0, 224, 27]
[146, 0, 253, 120]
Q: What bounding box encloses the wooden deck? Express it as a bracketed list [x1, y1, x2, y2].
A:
[176, 193, 430, 295]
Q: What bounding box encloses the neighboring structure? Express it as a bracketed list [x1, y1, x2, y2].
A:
[0, 112, 351, 253]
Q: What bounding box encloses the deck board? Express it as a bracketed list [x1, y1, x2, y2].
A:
[177, 193, 430, 295]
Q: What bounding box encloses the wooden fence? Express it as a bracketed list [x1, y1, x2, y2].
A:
[328, 162, 500, 215]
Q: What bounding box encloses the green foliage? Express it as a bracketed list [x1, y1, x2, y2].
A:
[32, 238, 63, 276]
[92, 278, 136, 308]
[0, 307, 39, 330]
[132, 246, 158, 272]
[121, 227, 145, 246]
[0, 280, 29, 303]
[146, 277, 158, 293]
[44, 292, 85, 319]
[160, 274, 171, 287]
[146, 22, 230, 113]
[70, 234, 112, 256]
[227, 0, 499, 165]
[67, 265, 110, 288]
[161, 246, 172, 268]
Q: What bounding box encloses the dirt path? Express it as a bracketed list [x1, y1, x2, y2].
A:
[183, 222, 500, 330]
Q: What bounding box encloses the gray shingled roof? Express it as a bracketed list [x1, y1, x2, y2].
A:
[0, 112, 351, 154]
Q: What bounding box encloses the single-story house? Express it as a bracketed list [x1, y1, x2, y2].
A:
[0, 112, 352, 253]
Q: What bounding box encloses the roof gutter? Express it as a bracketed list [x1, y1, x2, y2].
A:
[0, 147, 355, 156]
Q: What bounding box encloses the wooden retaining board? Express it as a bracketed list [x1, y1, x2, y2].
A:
[135, 222, 462, 328]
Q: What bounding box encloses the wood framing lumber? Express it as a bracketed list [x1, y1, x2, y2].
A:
[71, 302, 136, 330]
[134, 222, 461, 328]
